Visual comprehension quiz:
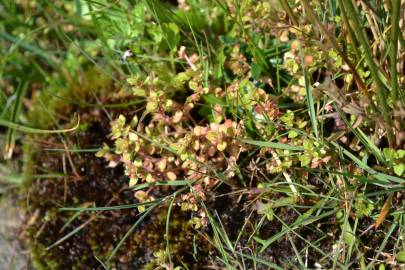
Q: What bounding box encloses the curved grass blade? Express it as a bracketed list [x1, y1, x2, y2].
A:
[4, 80, 28, 159]
[0, 117, 80, 134]
[59, 199, 162, 212]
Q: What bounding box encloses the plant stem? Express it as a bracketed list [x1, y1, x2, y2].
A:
[389, 0, 400, 100]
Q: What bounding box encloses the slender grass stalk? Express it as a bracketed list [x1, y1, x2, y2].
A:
[389, 0, 400, 100]
[301, 50, 319, 139]
[4, 80, 27, 159]
[94, 255, 110, 270]
[328, 0, 336, 17]
[341, 0, 394, 147]
[0, 32, 57, 67]
[0, 117, 79, 134]
[336, 0, 361, 60]
[335, 106, 385, 164]
[331, 142, 405, 185]
[165, 195, 176, 267]
[60, 200, 163, 212]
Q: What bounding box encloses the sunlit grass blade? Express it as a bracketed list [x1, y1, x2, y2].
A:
[94, 255, 110, 270]
[301, 50, 319, 139]
[389, 0, 401, 101]
[4, 80, 28, 159]
[59, 199, 162, 212]
[0, 117, 80, 134]
[131, 180, 192, 191]
[335, 107, 385, 164]
[331, 142, 405, 184]
[255, 199, 336, 252]
[165, 195, 176, 266]
[242, 139, 304, 151]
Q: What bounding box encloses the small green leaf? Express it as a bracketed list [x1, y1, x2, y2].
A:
[280, 110, 294, 126]
[132, 87, 146, 96]
[383, 148, 395, 163]
[396, 250, 405, 262]
[217, 141, 227, 151]
[341, 221, 356, 246]
[396, 149, 405, 159]
[393, 163, 404, 176]
[251, 62, 262, 80]
[147, 24, 163, 43]
[163, 22, 180, 51]
[299, 154, 311, 167]
[288, 130, 298, 138]
[131, 2, 145, 37]
[172, 72, 191, 88]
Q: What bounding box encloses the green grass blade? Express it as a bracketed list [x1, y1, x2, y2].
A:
[242, 139, 304, 151]
[59, 200, 162, 212]
[0, 117, 80, 134]
[301, 48, 319, 139]
[4, 80, 28, 158]
[94, 255, 110, 270]
[389, 0, 400, 100]
[332, 142, 404, 184]
[0, 32, 57, 67]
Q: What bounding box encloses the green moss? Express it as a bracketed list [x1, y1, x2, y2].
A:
[28, 240, 60, 270]
[27, 68, 120, 129]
